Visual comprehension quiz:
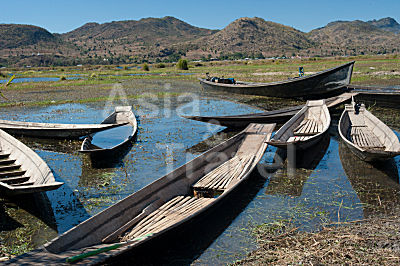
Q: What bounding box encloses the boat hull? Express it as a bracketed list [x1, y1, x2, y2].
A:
[0, 129, 63, 195]
[0, 121, 125, 139]
[79, 106, 138, 162]
[184, 92, 356, 128]
[200, 61, 354, 98]
[268, 131, 327, 150]
[338, 103, 400, 162]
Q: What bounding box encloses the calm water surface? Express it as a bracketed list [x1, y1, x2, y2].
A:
[0, 96, 399, 264]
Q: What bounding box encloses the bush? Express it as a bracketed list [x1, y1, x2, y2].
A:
[59, 75, 66, 81]
[176, 59, 188, 70]
[155, 63, 166, 68]
[143, 63, 149, 71]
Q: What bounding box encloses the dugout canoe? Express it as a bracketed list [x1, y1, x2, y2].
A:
[7, 123, 275, 265]
[0, 129, 63, 195]
[183, 92, 357, 128]
[199, 61, 354, 98]
[338, 100, 400, 161]
[0, 113, 129, 139]
[267, 100, 331, 150]
[79, 106, 137, 160]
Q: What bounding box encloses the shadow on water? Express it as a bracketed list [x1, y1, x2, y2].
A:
[185, 129, 238, 155]
[0, 192, 59, 250]
[17, 136, 81, 154]
[110, 171, 267, 266]
[2, 193, 57, 231]
[263, 134, 330, 197]
[0, 202, 22, 231]
[339, 141, 400, 217]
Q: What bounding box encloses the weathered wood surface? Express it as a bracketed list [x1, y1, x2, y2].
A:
[183, 92, 357, 128]
[79, 106, 137, 158]
[268, 100, 331, 150]
[338, 101, 400, 161]
[7, 123, 274, 265]
[0, 129, 63, 195]
[0, 108, 129, 139]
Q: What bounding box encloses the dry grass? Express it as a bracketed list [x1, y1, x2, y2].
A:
[236, 213, 400, 265]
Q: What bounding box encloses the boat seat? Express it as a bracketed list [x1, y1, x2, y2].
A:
[192, 155, 254, 196]
[293, 119, 323, 136]
[0, 176, 30, 184]
[349, 126, 385, 149]
[0, 170, 26, 178]
[121, 196, 214, 241]
[287, 136, 312, 143]
[0, 153, 11, 159]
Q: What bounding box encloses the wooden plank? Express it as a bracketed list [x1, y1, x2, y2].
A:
[122, 196, 185, 240]
[102, 200, 164, 243]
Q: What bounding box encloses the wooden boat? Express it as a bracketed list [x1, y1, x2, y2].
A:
[79, 106, 137, 159]
[338, 100, 400, 161]
[199, 61, 354, 98]
[183, 92, 357, 128]
[0, 112, 129, 139]
[267, 100, 331, 150]
[8, 123, 275, 265]
[0, 129, 63, 195]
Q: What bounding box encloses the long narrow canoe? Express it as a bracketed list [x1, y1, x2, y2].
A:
[7, 123, 275, 265]
[338, 101, 400, 161]
[0, 112, 129, 139]
[200, 61, 354, 98]
[0, 129, 63, 195]
[268, 100, 331, 150]
[79, 106, 137, 160]
[183, 92, 357, 128]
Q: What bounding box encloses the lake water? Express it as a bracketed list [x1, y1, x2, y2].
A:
[0, 76, 81, 83]
[0, 96, 399, 264]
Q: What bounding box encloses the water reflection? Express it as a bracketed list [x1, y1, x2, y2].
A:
[265, 134, 331, 197]
[339, 141, 400, 216]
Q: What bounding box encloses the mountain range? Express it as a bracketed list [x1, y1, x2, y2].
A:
[0, 16, 399, 67]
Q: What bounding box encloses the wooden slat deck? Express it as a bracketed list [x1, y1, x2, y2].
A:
[349, 126, 385, 149]
[192, 155, 254, 194]
[0, 152, 31, 186]
[121, 196, 214, 241]
[347, 111, 385, 149]
[293, 119, 323, 136]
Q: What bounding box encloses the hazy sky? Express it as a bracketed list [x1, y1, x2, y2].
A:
[1, 0, 399, 33]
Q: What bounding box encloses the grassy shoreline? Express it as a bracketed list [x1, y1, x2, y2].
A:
[235, 212, 400, 265]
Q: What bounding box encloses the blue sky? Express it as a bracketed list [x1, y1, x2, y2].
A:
[1, 0, 399, 33]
